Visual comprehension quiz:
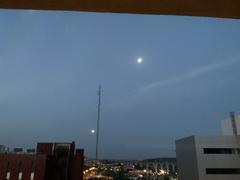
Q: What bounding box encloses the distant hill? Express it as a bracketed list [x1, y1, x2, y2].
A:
[142, 157, 176, 163]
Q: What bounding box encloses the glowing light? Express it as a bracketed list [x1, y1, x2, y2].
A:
[137, 58, 143, 64]
[159, 169, 166, 174]
[91, 129, 95, 134]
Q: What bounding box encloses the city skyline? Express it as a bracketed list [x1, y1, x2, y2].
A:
[0, 10, 240, 159]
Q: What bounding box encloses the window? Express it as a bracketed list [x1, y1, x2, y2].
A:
[18, 172, 23, 180]
[203, 148, 237, 154]
[236, 148, 240, 154]
[30, 161, 35, 180]
[18, 161, 23, 180]
[6, 162, 10, 180]
[30, 172, 35, 180]
[206, 168, 240, 174]
[6, 172, 10, 180]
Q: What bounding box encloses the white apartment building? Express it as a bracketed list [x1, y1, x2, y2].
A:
[176, 113, 240, 180]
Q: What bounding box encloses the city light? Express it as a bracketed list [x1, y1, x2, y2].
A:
[160, 169, 166, 174]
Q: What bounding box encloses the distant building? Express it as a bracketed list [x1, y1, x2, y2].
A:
[140, 158, 177, 173]
[176, 113, 240, 180]
[0, 145, 9, 153]
[26, 149, 36, 153]
[0, 142, 84, 180]
[13, 148, 23, 153]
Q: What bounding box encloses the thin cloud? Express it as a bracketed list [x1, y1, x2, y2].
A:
[109, 55, 240, 108]
[139, 55, 240, 93]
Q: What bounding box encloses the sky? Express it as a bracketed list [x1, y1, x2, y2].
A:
[0, 10, 240, 159]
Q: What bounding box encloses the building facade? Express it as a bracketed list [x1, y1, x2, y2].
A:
[0, 145, 9, 153]
[176, 113, 240, 180]
[176, 135, 240, 180]
[0, 142, 84, 180]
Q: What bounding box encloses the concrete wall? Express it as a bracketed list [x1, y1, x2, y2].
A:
[176, 136, 199, 180]
[195, 135, 240, 180]
[0, 153, 47, 180]
[176, 135, 240, 180]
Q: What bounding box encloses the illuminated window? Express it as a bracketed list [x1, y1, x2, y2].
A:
[6, 162, 10, 180]
[18, 172, 23, 180]
[6, 172, 10, 180]
[18, 161, 23, 180]
[30, 172, 34, 180]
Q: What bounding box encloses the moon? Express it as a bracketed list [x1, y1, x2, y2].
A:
[137, 58, 143, 64]
[91, 129, 95, 134]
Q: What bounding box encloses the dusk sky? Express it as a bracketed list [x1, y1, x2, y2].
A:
[0, 10, 240, 159]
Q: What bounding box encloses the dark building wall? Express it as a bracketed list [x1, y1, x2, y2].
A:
[0, 142, 84, 180]
[0, 154, 47, 180]
[37, 143, 54, 155]
[70, 150, 84, 180]
[35, 154, 48, 180]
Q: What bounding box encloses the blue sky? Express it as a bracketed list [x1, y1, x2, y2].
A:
[0, 10, 240, 159]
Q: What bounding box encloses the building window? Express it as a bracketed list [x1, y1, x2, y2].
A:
[203, 148, 236, 154]
[18, 161, 23, 180]
[237, 149, 240, 154]
[30, 161, 35, 180]
[30, 172, 35, 180]
[18, 172, 23, 180]
[6, 162, 10, 180]
[206, 168, 240, 174]
[6, 172, 10, 180]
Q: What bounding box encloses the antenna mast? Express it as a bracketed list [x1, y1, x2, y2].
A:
[96, 85, 101, 161]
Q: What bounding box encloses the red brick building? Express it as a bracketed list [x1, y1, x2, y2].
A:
[0, 142, 84, 180]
